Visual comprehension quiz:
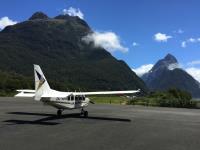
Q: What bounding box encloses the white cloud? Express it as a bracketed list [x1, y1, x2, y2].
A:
[0, 16, 17, 30]
[82, 31, 128, 53]
[174, 29, 184, 34]
[132, 64, 154, 77]
[187, 60, 200, 66]
[62, 7, 84, 19]
[188, 38, 196, 43]
[185, 67, 200, 82]
[177, 29, 184, 34]
[183, 60, 200, 82]
[181, 37, 200, 48]
[181, 41, 186, 48]
[132, 42, 139, 47]
[168, 63, 180, 70]
[154, 33, 172, 42]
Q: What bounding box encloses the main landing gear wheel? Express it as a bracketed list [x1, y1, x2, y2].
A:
[84, 111, 88, 118]
[57, 109, 62, 117]
[81, 108, 88, 118]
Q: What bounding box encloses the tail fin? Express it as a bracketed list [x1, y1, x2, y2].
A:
[34, 64, 51, 101]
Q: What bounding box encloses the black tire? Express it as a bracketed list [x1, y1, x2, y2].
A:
[81, 108, 84, 115]
[84, 111, 88, 118]
[57, 109, 62, 117]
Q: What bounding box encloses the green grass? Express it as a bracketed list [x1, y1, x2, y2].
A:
[89, 96, 128, 104]
[89, 94, 198, 109]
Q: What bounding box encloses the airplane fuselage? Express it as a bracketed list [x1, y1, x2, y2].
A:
[41, 96, 90, 110]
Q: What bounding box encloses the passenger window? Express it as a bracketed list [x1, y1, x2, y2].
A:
[67, 96, 70, 101]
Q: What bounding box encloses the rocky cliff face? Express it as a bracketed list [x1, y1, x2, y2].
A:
[142, 54, 200, 97]
[0, 12, 147, 92]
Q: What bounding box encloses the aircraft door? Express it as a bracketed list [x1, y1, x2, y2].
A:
[70, 95, 75, 108]
[75, 95, 82, 108]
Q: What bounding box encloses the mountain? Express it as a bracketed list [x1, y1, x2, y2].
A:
[0, 12, 147, 93]
[142, 54, 200, 97]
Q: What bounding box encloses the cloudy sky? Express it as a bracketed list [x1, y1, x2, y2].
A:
[0, 0, 200, 81]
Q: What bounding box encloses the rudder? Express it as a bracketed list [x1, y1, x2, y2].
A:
[34, 64, 51, 101]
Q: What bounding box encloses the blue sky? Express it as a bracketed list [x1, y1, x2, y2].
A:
[0, 0, 200, 80]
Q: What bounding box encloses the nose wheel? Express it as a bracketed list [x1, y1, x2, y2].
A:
[81, 108, 88, 118]
[57, 109, 62, 117]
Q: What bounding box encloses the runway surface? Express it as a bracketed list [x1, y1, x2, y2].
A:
[0, 97, 200, 150]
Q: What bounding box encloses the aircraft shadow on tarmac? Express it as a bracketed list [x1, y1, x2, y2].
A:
[4, 112, 131, 126]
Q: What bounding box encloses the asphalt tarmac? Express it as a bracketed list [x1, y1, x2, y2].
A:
[0, 97, 200, 150]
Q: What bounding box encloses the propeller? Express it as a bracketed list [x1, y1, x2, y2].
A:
[89, 100, 95, 104]
[88, 97, 95, 104]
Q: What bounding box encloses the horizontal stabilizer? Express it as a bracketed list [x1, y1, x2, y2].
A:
[15, 89, 35, 97]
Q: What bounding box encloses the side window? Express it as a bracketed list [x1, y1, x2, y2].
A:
[67, 96, 69, 101]
[71, 95, 74, 101]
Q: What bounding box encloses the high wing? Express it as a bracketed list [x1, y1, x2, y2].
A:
[74, 89, 140, 96]
[15, 89, 139, 98]
[40, 89, 140, 98]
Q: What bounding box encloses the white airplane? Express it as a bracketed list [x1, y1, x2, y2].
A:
[15, 65, 140, 117]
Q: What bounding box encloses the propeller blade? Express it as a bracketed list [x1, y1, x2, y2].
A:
[89, 101, 95, 104]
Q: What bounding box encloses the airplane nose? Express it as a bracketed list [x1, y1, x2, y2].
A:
[85, 97, 90, 102]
